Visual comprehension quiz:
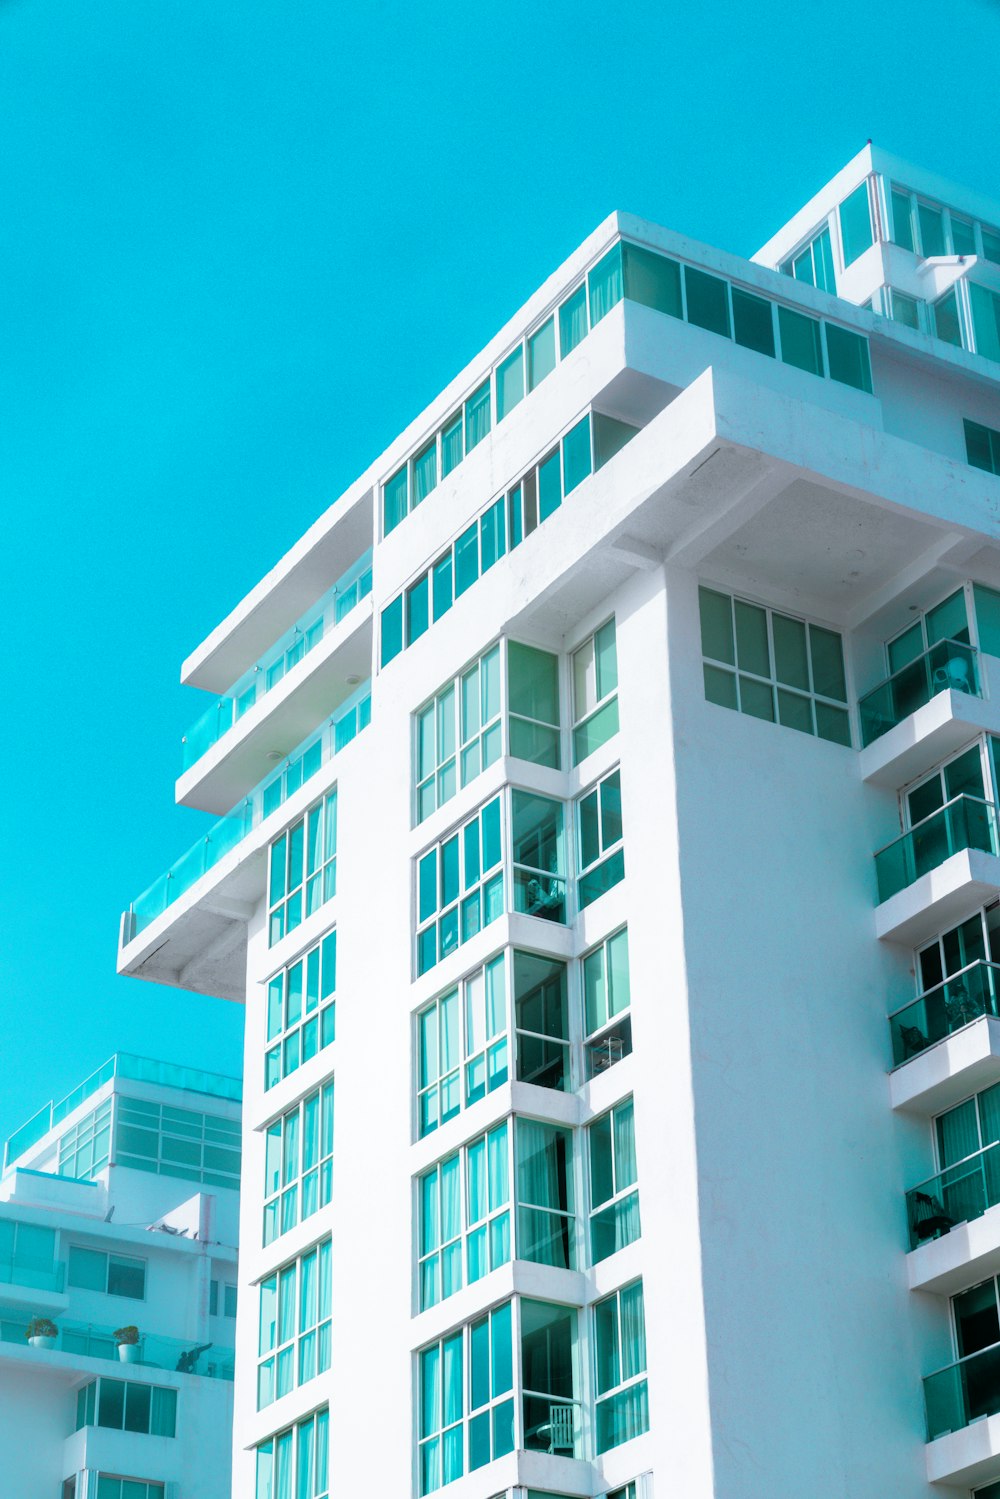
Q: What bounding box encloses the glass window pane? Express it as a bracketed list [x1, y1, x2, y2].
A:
[454, 526, 479, 597]
[684, 267, 731, 338]
[562, 416, 592, 495]
[825, 324, 873, 393]
[778, 305, 824, 376]
[734, 600, 770, 677]
[527, 318, 556, 390]
[558, 284, 588, 357]
[771, 613, 808, 690]
[413, 440, 438, 506]
[891, 189, 914, 251]
[970, 283, 1000, 364]
[496, 347, 524, 422]
[381, 595, 404, 667]
[538, 450, 561, 522]
[808, 625, 847, 701]
[732, 288, 775, 356]
[699, 586, 734, 665]
[465, 380, 491, 451]
[407, 575, 429, 646]
[934, 289, 962, 347]
[918, 201, 945, 258]
[589, 244, 624, 326]
[441, 414, 463, 477]
[622, 243, 682, 317]
[839, 181, 873, 266]
[383, 467, 408, 535]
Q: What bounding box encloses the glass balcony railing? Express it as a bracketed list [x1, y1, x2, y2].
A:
[906, 1140, 1000, 1250]
[0, 1259, 65, 1293]
[890, 959, 1000, 1064]
[127, 682, 371, 940]
[859, 639, 980, 748]
[4, 1314, 234, 1379]
[180, 549, 373, 772]
[925, 1338, 1000, 1440]
[874, 795, 998, 903]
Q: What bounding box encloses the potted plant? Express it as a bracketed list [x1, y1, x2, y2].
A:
[26, 1316, 58, 1350]
[114, 1325, 141, 1364]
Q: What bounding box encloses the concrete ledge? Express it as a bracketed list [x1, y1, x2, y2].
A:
[909, 1201, 1000, 1295]
[891, 1016, 1000, 1114]
[875, 849, 1000, 946]
[860, 687, 1000, 789]
[926, 1410, 1000, 1486]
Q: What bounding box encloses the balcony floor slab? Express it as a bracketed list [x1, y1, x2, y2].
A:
[891, 1016, 1000, 1114]
[926, 1411, 1000, 1486]
[875, 849, 1000, 946]
[861, 687, 999, 789]
[909, 1201, 1000, 1296]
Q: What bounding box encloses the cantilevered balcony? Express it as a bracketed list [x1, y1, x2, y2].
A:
[906, 1142, 1000, 1294]
[858, 641, 1000, 788]
[924, 1343, 1000, 1486]
[0, 1312, 234, 1379]
[874, 796, 1000, 944]
[889, 961, 1000, 1113]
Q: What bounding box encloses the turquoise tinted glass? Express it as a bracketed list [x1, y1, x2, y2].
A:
[732, 289, 774, 357]
[891, 189, 914, 250]
[562, 417, 592, 495]
[538, 451, 562, 521]
[778, 306, 824, 376]
[558, 285, 588, 356]
[384, 467, 408, 534]
[527, 319, 556, 390]
[825, 325, 873, 392]
[918, 202, 945, 257]
[589, 244, 624, 326]
[970, 283, 1000, 364]
[934, 290, 962, 347]
[465, 381, 491, 451]
[622, 243, 682, 317]
[496, 348, 524, 422]
[839, 182, 873, 266]
[685, 267, 731, 338]
[381, 596, 403, 666]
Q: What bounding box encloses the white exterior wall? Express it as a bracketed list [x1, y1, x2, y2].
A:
[120, 147, 1000, 1499]
[0, 1069, 240, 1498]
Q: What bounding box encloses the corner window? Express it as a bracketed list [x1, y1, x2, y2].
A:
[516, 1117, 575, 1269]
[267, 791, 337, 946]
[698, 586, 850, 746]
[573, 619, 619, 764]
[584, 927, 632, 1078]
[262, 1083, 334, 1247]
[594, 1279, 649, 1452]
[264, 930, 337, 1090]
[515, 950, 570, 1091]
[589, 1098, 640, 1262]
[512, 791, 566, 923]
[418, 1121, 511, 1309]
[418, 1302, 514, 1494]
[589, 244, 624, 326]
[416, 797, 504, 976]
[257, 1238, 332, 1409]
[839, 181, 874, 267]
[255, 1407, 329, 1499]
[416, 954, 509, 1138]
[578, 768, 625, 908]
[507, 642, 560, 770]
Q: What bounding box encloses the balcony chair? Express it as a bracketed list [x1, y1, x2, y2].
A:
[899, 1023, 930, 1058]
[536, 1402, 575, 1455]
[911, 1189, 955, 1242]
[933, 655, 974, 694]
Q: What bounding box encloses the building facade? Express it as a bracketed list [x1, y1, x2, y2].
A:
[0, 1054, 240, 1499]
[119, 143, 1000, 1496]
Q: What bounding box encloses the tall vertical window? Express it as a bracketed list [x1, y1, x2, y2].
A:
[416, 797, 504, 975]
[559, 283, 589, 357]
[507, 643, 560, 769]
[589, 1099, 640, 1262]
[414, 646, 502, 823]
[268, 791, 338, 946]
[573, 619, 619, 764]
[516, 1117, 575, 1268]
[578, 769, 625, 908]
[418, 1122, 511, 1309]
[521, 1299, 580, 1455]
[699, 586, 850, 745]
[527, 318, 556, 389]
[839, 181, 874, 267]
[255, 1407, 329, 1499]
[584, 928, 633, 1078]
[594, 1280, 649, 1452]
[262, 1083, 334, 1246]
[418, 1302, 514, 1495]
[417, 955, 509, 1137]
[515, 951, 570, 1091]
[257, 1239, 332, 1409]
[512, 790, 566, 922]
[496, 347, 524, 422]
[265, 931, 337, 1089]
[934, 288, 963, 348]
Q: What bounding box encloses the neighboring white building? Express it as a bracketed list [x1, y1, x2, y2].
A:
[118, 143, 1000, 1497]
[0, 1054, 241, 1499]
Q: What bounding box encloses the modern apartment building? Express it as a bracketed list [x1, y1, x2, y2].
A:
[118, 141, 1000, 1496]
[0, 1054, 241, 1499]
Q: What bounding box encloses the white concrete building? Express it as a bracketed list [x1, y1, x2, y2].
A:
[118, 143, 1000, 1497]
[0, 1054, 241, 1499]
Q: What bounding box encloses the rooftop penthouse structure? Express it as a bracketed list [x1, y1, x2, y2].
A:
[120, 143, 1000, 1498]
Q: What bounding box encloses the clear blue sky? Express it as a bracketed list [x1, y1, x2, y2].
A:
[2, 0, 998, 1146]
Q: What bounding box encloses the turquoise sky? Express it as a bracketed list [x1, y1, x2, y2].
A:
[2, 0, 999, 1146]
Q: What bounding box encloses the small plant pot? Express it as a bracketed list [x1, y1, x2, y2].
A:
[117, 1342, 140, 1364]
[29, 1335, 56, 1350]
